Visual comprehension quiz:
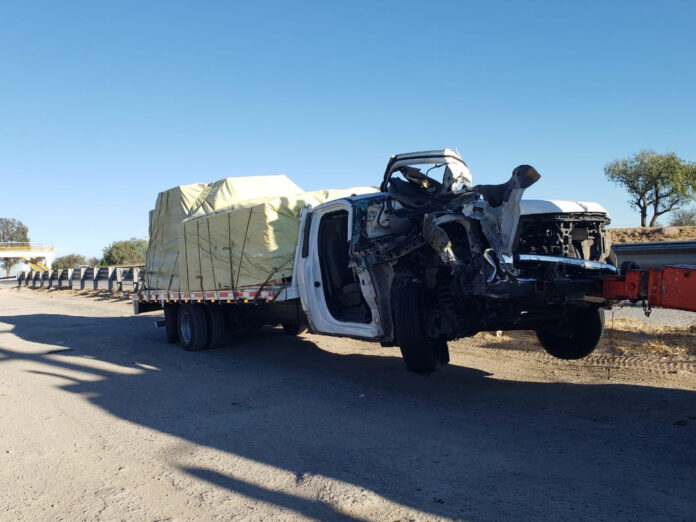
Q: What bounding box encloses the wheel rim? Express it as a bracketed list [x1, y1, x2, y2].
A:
[180, 311, 192, 344]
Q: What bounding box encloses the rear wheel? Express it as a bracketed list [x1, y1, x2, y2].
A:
[394, 282, 449, 374]
[164, 304, 179, 343]
[178, 304, 208, 351]
[536, 307, 605, 359]
[281, 322, 307, 335]
[205, 305, 227, 348]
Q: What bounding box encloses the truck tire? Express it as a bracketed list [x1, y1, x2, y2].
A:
[281, 322, 307, 335]
[536, 307, 605, 360]
[164, 304, 179, 344]
[394, 282, 448, 374]
[205, 305, 227, 348]
[178, 304, 208, 351]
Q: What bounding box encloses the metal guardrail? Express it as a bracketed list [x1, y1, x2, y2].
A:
[15, 266, 145, 292]
[612, 241, 696, 269]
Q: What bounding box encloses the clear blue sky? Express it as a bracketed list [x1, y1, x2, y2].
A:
[1, 1, 694, 258]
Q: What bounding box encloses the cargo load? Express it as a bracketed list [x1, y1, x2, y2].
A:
[145, 174, 377, 292]
[179, 188, 377, 291]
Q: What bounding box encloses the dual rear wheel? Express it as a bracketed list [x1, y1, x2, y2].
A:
[164, 304, 306, 351]
[165, 303, 227, 351]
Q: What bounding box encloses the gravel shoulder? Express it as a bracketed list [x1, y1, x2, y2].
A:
[1, 289, 695, 520]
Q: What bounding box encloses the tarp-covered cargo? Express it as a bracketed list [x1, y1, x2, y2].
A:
[179, 188, 377, 291]
[145, 174, 377, 292]
[145, 175, 303, 290]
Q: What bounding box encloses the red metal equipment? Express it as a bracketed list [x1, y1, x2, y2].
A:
[597, 265, 696, 313]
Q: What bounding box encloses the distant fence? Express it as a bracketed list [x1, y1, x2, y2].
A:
[16, 266, 145, 292]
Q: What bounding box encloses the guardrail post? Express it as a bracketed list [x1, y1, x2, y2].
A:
[39, 270, 47, 288]
[105, 267, 115, 291]
[66, 269, 74, 289]
[112, 268, 122, 292]
[47, 270, 56, 288]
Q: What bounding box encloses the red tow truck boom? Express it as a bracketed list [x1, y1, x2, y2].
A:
[597, 265, 696, 314]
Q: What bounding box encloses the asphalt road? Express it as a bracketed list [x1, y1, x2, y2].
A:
[1, 290, 695, 520]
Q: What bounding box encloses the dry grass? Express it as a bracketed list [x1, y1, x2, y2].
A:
[609, 226, 696, 244]
[602, 317, 696, 357]
[472, 318, 696, 358]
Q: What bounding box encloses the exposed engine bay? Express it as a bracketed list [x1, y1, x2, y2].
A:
[347, 150, 617, 346]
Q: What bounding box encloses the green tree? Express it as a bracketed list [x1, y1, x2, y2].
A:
[87, 257, 101, 267]
[101, 238, 147, 266]
[0, 217, 29, 275]
[52, 254, 88, 270]
[669, 207, 696, 227]
[604, 150, 696, 227]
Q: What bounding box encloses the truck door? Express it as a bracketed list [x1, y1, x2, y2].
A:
[296, 200, 382, 339]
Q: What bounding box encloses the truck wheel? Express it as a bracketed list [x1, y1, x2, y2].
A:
[205, 305, 227, 348]
[281, 322, 307, 335]
[536, 307, 605, 360]
[178, 304, 208, 351]
[395, 283, 448, 374]
[164, 304, 179, 344]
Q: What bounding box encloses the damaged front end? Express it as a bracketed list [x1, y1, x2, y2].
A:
[352, 150, 616, 343]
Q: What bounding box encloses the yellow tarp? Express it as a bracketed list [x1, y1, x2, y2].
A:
[179, 188, 378, 291]
[145, 174, 377, 292]
[145, 183, 209, 290]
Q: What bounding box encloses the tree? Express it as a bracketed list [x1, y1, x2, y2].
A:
[0, 217, 29, 275]
[669, 207, 696, 227]
[87, 257, 101, 267]
[604, 150, 696, 227]
[52, 254, 88, 270]
[101, 238, 147, 266]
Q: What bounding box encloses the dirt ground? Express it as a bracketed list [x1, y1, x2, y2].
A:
[1, 289, 695, 521]
[610, 225, 696, 243]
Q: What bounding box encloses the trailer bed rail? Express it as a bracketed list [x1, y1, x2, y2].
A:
[135, 285, 294, 305]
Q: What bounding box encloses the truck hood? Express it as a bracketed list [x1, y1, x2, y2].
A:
[520, 199, 608, 216]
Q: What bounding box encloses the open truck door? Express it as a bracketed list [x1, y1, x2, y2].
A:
[295, 201, 383, 339]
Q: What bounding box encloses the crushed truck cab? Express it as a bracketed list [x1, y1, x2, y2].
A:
[138, 149, 686, 374]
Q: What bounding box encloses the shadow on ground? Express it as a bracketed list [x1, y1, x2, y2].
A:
[1, 311, 695, 519]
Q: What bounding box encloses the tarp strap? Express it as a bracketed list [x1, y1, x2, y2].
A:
[206, 218, 218, 290]
[196, 221, 204, 294]
[234, 207, 254, 291]
[227, 211, 236, 295]
[166, 250, 179, 292]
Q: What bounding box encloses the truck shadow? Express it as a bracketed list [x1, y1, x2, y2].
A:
[1, 312, 695, 519]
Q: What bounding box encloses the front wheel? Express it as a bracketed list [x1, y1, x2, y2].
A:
[536, 307, 605, 360]
[394, 282, 449, 374]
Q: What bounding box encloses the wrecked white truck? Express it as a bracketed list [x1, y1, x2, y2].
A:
[135, 149, 618, 373]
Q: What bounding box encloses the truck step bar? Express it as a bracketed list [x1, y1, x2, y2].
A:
[596, 265, 696, 314]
